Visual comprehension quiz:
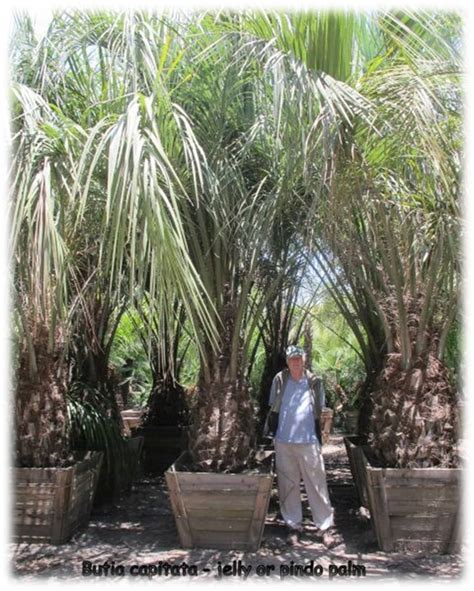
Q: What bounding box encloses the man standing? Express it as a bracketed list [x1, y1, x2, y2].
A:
[266, 345, 336, 547]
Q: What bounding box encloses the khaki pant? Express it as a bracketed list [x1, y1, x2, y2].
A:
[275, 440, 334, 531]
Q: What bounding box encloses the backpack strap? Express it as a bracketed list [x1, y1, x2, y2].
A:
[306, 370, 323, 419]
[270, 369, 289, 414]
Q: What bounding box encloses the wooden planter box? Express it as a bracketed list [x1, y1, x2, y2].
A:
[14, 451, 103, 544]
[343, 409, 360, 434]
[121, 409, 144, 436]
[362, 449, 461, 553]
[320, 408, 334, 445]
[165, 451, 274, 551]
[133, 426, 188, 473]
[343, 436, 371, 507]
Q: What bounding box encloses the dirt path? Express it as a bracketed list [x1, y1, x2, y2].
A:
[10, 435, 463, 582]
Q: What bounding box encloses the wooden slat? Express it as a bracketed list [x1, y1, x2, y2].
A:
[344, 438, 370, 508]
[68, 472, 97, 526]
[385, 484, 458, 499]
[445, 510, 460, 553]
[15, 504, 54, 517]
[74, 471, 93, 487]
[365, 464, 393, 551]
[391, 532, 452, 543]
[16, 492, 56, 505]
[391, 514, 454, 533]
[185, 507, 254, 520]
[394, 538, 460, 553]
[68, 497, 91, 522]
[50, 469, 72, 544]
[393, 541, 457, 554]
[179, 482, 259, 493]
[176, 473, 265, 487]
[180, 492, 257, 510]
[71, 475, 93, 501]
[165, 470, 194, 547]
[14, 515, 52, 526]
[387, 500, 458, 516]
[14, 524, 51, 538]
[73, 453, 99, 476]
[383, 469, 462, 484]
[248, 475, 273, 549]
[16, 481, 56, 490]
[91, 453, 103, 496]
[352, 445, 370, 508]
[71, 484, 92, 503]
[321, 409, 334, 445]
[16, 482, 57, 492]
[15, 469, 59, 484]
[192, 530, 249, 548]
[189, 517, 250, 532]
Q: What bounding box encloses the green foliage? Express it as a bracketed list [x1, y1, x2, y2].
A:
[177, 335, 200, 389]
[67, 383, 129, 488]
[109, 309, 152, 407]
[310, 299, 365, 409]
[247, 328, 267, 401]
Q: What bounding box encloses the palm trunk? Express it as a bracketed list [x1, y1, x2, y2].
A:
[367, 296, 460, 468]
[188, 368, 255, 472]
[188, 287, 256, 472]
[15, 326, 70, 467]
[368, 351, 459, 468]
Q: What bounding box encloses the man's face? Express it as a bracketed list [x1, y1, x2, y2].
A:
[287, 355, 304, 374]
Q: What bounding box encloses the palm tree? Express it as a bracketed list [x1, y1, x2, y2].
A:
[327, 62, 460, 467]
[304, 13, 462, 466]
[134, 296, 189, 427]
[10, 11, 216, 467]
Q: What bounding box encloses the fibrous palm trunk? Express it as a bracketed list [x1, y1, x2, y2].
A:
[188, 374, 255, 472]
[368, 351, 459, 468]
[368, 297, 460, 468]
[188, 289, 255, 472]
[15, 325, 70, 467]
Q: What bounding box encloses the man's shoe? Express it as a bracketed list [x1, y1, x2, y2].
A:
[286, 528, 301, 546]
[322, 528, 340, 549]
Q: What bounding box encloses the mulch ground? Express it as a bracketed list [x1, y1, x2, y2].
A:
[9, 435, 464, 582]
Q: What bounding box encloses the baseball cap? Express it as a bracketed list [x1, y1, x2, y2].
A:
[286, 345, 305, 359]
